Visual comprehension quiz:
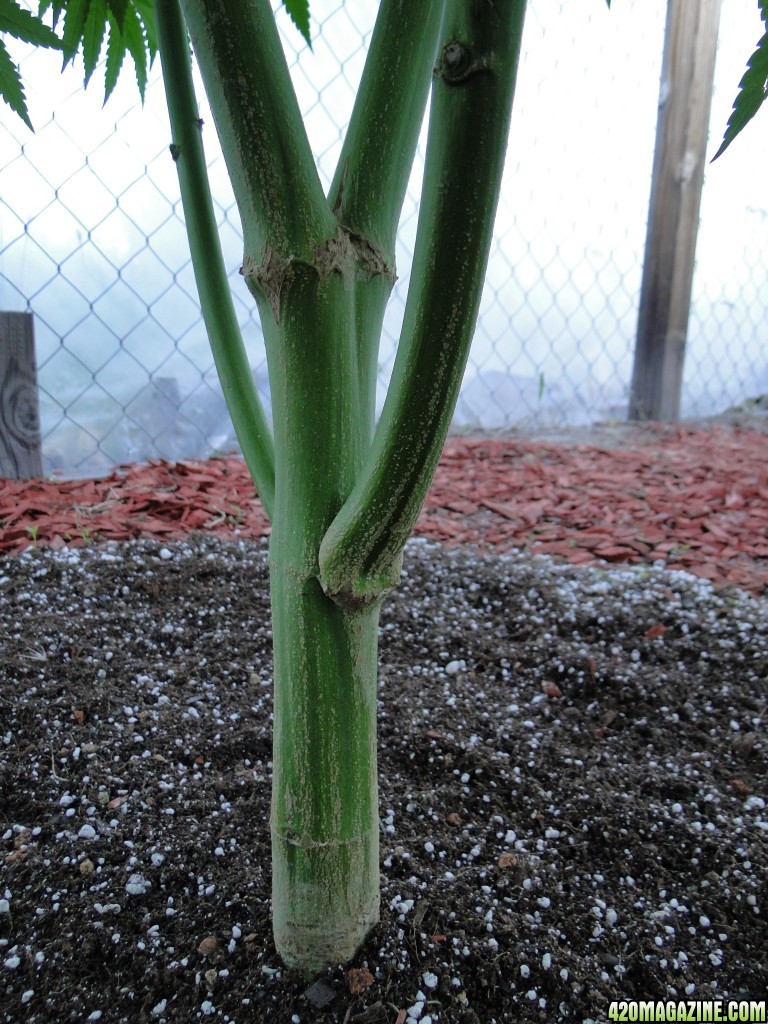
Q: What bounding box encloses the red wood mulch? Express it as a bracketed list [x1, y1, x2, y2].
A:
[1, 424, 767, 596]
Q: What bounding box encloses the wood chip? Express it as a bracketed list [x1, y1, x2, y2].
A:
[346, 967, 375, 994]
[197, 936, 218, 957]
[3, 426, 767, 595]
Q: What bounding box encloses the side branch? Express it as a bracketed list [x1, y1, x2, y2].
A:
[178, 0, 336, 263]
[318, 0, 528, 606]
[155, 0, 275, 516]
[328, 0, 446, 266]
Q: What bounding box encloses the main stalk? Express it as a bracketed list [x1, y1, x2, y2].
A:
[169, 0, 527, 974]
[249, 254, 391, 971]
[269, 566, 382, 969]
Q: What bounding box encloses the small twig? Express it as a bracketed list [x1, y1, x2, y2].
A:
[50, 749, 66, 784]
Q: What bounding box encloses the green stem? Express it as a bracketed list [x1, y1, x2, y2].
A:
[270, 566, 381, 972]
[154, 0, 275, 517]
[257, 259, 381, 971]
[328, 0, 447, 265]
[173, 0, 401, 971]
[318, 0, 529, 607]
[178, 0, 336, 264]
[324, 0, 446, 448]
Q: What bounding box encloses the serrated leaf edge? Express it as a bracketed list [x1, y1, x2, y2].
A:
[0, 33, 33, 128]
[712, 27, 768, 160]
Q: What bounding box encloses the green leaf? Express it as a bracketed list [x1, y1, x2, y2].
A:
[120, 1, 148, 98]
[283, 0, 311, 49]
[61, 0, 89, 65]
[712, 26, 768, 160]
[0, 0, 62, 48]
[2, 0, 152, 126]
[0, 0, 64, 130]
[0, 33, 32, 128]
[133, 0, 157, 60]
[38, 1, 66, 30]
[103, 11, 124, 101]
[48, 0, 155, 105]
[106, 0, 128, 31]
[82, 0, 108, 85]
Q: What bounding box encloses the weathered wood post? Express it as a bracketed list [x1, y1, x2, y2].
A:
[629, 0, 723, 421]
[0, 312, 43, 479]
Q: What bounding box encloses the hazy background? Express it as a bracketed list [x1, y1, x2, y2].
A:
[1, 0, 767, 476]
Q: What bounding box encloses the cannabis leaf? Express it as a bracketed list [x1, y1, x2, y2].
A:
[0, 0, 62, 129]
[712, 0, 768, 160]
[48, 0, 157, 103]
[283, 0, 311, 49]
[5, 0, 310, 130]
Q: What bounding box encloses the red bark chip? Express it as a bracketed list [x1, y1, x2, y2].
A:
[644, 623, 668, 639]
[1, 426, 767, 595]
[346, 967, 375, 994]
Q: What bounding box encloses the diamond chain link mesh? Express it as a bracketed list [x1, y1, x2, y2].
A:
[1, 0, 766, 478]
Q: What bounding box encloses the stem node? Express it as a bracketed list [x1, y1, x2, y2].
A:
[318, 550, 403, 612]
[437, 41, 491, 84]
[243, 248, 294, 323]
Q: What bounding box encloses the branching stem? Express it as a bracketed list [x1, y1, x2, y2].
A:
[154, 0, 275, 516]
[318, 0, 529, 606]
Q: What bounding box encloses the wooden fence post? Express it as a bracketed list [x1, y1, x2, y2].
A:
[629, 0, 723, 421]
[0, 312, 43, 479]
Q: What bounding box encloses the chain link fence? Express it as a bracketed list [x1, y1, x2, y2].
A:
[1, 0, 767, 478]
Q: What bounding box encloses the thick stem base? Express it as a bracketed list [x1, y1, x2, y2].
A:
[271, 829, 379, 973]
[269, 563, 381, 972]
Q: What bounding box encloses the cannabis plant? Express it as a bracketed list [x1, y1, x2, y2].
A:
[1, 0, 764, 973]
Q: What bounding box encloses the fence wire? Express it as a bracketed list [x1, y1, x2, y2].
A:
[1, 0, 767, 478]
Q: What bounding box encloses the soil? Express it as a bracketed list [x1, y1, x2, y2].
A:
[1, 419, 767, 1023]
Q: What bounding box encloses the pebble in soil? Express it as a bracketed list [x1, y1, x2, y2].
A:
[0, 535, 766, 1023]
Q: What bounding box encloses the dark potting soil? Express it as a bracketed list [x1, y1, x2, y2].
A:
[1, 535, 766, 1023]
